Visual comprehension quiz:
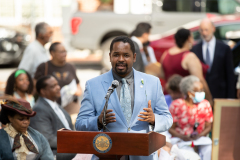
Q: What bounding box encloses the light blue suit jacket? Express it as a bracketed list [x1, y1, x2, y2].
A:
[75, 69, 173, 160]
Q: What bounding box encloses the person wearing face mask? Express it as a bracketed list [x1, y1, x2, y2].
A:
[169, 75, 213, 160]
[160, 28, 213, 106]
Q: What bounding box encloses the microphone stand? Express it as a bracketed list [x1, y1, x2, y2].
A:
[102, 88, 113, 132]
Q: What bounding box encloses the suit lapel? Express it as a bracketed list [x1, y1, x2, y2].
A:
[130, 69, 146, 126]
[40, 97, 66, 128]
[102, 70, 128, 127]
[209, 40, 218, 74]
[60, 108, 73, 129]
[198, 42, 204, 62]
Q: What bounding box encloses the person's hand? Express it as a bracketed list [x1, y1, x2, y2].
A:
[74, 84, 82, 96]
[74, 88, 82, 96]
[191, 134, 200, 140]
[138, 100, 155, 125]
[98, 109, 116, 125]
[191, 131, 200, 140]
[237, 89, 240, 99]
[180, 135, 192, 141]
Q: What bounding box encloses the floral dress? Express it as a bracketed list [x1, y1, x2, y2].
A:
[169, 99, 213, 136]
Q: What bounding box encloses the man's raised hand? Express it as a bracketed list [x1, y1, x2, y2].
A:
[138, 100, 155, 125]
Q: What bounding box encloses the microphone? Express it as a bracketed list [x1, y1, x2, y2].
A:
[105, 80, 119, 99]
[103, 80, 119, 132]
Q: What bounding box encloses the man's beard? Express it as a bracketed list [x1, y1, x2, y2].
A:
[115, 62, 128, 75]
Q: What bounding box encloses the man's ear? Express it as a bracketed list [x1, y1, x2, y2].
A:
[188, 91, 194, 98]
[133, 53, 136, 62]
[109, 52, 111, 62]
[40, 88, 45, 97]
[38, 33, 45, 40]
[212, 26, 216, 33]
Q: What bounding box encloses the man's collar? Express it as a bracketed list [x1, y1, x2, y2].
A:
[35, 40, 46, 52]
[112, 70, 134, 84]
[43, 97, 57, 108]
[203, 36, 216, 46]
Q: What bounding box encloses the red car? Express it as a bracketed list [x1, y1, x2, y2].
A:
[150, 14, 240, 62]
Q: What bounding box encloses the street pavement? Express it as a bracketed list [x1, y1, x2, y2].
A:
[0, 64, 102, 95]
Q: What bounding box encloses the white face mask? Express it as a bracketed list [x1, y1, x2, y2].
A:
[191, 91, 205, 103]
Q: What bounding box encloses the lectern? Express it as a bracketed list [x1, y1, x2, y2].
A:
[57, 129, 166, 160]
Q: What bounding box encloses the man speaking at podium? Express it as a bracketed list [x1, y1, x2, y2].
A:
[75, 36, 173, 160]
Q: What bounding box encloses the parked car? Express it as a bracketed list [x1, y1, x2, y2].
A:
[0, 26, 30, 65]
[70, 0, 213, 69]
[70, 0, 240, 68]
[150, 14, 240, 62]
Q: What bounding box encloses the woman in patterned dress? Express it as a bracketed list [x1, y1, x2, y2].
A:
[169, 75, 213, 160]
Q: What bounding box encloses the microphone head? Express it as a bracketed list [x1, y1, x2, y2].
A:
[112, 80, 119, 88]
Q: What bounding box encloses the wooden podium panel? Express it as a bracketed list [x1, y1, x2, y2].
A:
[57, 130, 165, 157]
[212, 99, 240, 160]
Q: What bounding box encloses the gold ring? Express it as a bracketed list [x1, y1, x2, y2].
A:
[147, 116, 148, 119]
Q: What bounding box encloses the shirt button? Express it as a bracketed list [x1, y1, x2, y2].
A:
[128, 127, 130, 131]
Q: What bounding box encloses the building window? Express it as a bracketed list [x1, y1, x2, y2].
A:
[0, 0, 15, 17]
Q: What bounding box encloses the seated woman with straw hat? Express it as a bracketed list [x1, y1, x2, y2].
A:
[0, 97, 54, 160]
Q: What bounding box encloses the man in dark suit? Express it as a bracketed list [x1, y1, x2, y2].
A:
[30, 75, 75, 160]
[192, 19, 235, 99]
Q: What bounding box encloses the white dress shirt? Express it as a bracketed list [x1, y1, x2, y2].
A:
[237, 73, 240, 89]
[131, 36, 157, 66]
[18, 40, 50, 78]
[44, 98, 71, 130]
[202, 36, 216, 65]
[147, 46, 157, 63]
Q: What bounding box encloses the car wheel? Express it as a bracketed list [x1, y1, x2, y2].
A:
[101, 37, 115, 70]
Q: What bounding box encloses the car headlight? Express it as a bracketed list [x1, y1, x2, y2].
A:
[13, 44, 19, 51]
[2, 40, 13, 51]
[24, 35, 31, 42]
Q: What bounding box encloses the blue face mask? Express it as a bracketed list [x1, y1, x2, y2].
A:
[192, 92, 205, 103]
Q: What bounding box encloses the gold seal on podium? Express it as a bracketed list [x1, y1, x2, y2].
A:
[93, 133, 112, 153]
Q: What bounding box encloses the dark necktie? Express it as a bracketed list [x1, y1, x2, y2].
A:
[12, 133, 39, 154]
[205, 45, 212, 71]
